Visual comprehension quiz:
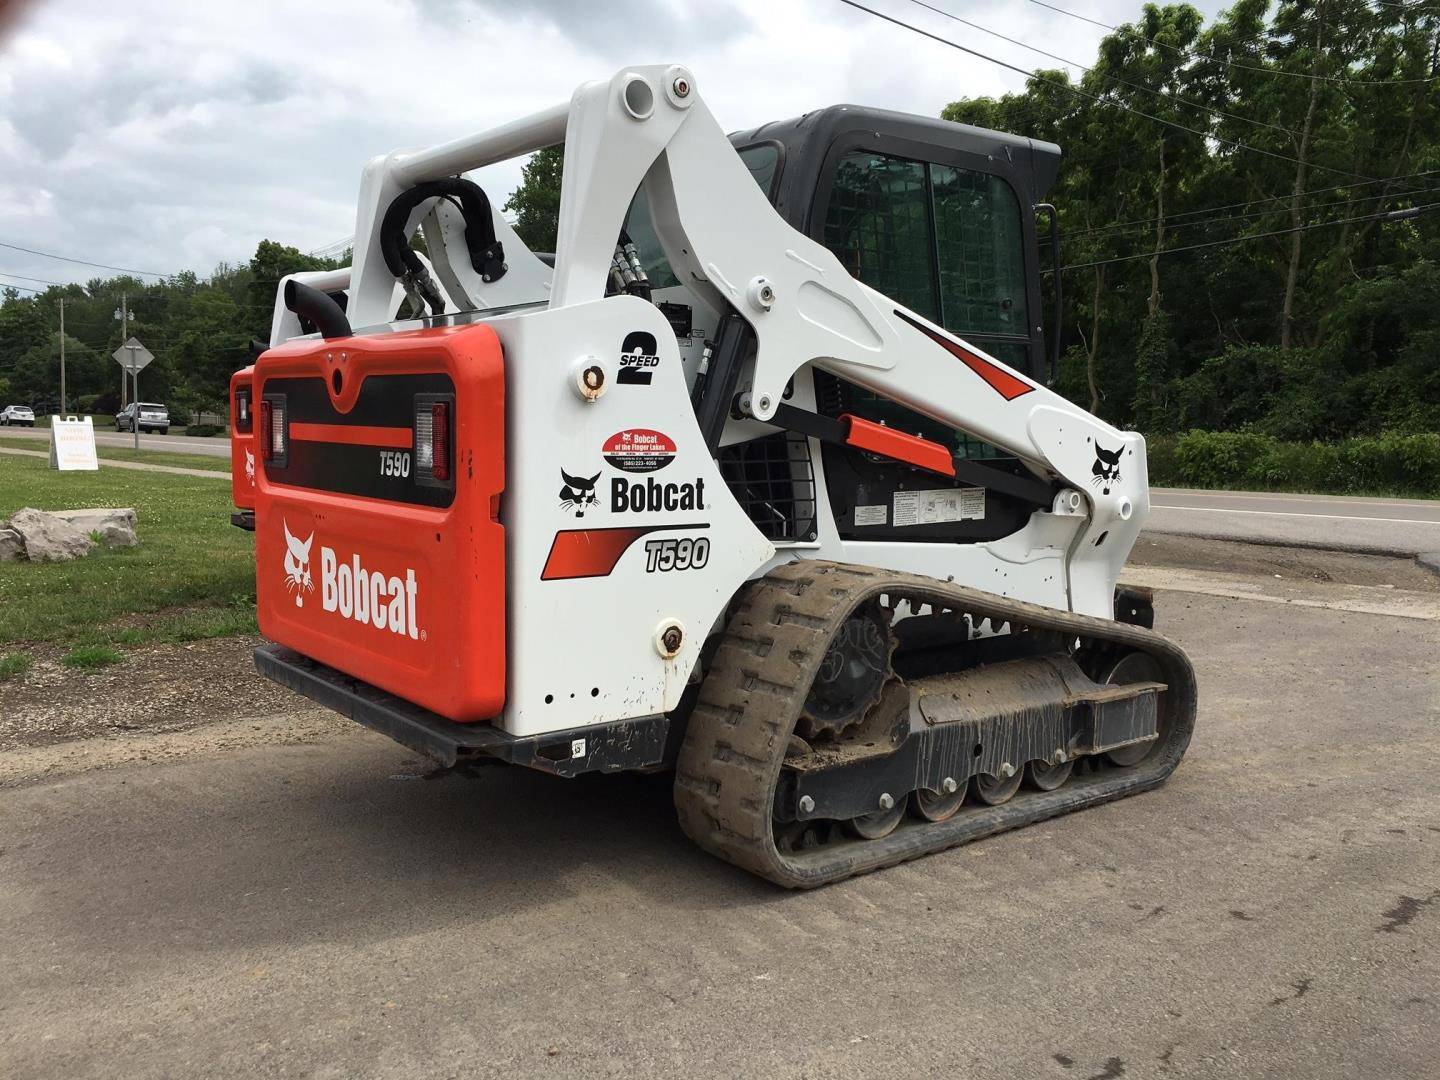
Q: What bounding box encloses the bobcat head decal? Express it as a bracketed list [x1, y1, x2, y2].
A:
[244, 448, 255, 484]
[1091, 442, 1123, 495]
[282, 519, 314, 607]
[559, 468, 601, 517]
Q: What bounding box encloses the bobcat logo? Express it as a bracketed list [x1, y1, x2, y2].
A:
[1092, 443, 1123, 495]
[282, 519, 314, 607]
[559, 468, 601, 517]
[244, 448, 255, 485]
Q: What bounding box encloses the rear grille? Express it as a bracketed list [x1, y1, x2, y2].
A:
[718, 432, 816, 543]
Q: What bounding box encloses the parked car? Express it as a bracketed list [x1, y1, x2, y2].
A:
[115, 402, 170, 434]
[0, 404, 36, 426]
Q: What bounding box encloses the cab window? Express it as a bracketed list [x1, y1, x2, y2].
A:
[822, 150, 1028, 346]
[821, 150, 1031, 460]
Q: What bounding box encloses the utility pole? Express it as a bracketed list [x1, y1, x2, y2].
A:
[117, 293, 128, 407]
[59, 298, 66, 416]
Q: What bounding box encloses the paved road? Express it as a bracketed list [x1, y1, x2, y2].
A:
[1149, 487, 1440, 557]
[6, 422, 1436, 554]
[0, 424, 229, 457]
[3, 582, 1437, 1079]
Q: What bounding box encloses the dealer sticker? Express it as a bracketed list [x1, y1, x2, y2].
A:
[603, 429, 676, 473]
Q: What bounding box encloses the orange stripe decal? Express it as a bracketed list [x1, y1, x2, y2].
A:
[893, 309, 1035, 401]
[289, 422, 412, 448]
[541, 524, 707, 581]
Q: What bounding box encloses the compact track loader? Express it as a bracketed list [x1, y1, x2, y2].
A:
[234, 65, 1196, 887]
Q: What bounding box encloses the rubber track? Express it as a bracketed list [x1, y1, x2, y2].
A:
[673, 561, 1198, 888]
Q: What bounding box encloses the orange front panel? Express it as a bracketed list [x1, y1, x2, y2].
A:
[252, 325, 505, 722]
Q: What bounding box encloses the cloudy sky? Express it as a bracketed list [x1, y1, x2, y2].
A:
[0, 0, 1227, 291]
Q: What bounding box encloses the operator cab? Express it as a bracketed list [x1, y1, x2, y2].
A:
[626, 106, 1063, 549]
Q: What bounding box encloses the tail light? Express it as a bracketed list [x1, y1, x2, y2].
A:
[235, 388, 252, 433]
[431, 402, 450, 482]
[260, 395, 287, 466]
[414, 396, 453, 487]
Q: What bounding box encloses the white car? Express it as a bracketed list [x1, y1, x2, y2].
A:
[0, 404, 35, 426]
[116, 402, 169, 434]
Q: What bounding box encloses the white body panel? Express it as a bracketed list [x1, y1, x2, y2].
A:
[265, 65, 1148, 738]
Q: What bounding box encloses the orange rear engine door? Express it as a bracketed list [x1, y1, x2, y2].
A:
[252, 324, 505, 722]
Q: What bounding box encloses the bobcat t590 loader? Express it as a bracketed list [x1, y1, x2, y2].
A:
[239, 65, 1196, 887]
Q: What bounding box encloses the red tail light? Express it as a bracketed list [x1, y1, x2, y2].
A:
[431, 402, 450, 482]
[259, 399, 273, 461]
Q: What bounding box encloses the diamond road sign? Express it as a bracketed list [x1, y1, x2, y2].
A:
[112, 337, 154, 374]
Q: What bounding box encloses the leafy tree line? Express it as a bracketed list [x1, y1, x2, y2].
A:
[943, 0, 1439, 439]
[0, 241, 342, 418]
[4, 0, 1435, 448]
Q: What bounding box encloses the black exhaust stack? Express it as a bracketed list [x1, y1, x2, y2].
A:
[284, 280, 352, 339]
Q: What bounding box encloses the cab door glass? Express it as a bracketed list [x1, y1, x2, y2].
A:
[931, 164, 1027, 338]
[822, 153, 938, 322]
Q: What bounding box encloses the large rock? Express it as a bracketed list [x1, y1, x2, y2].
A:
[0, 527, 22, 562]
[6, 507, 95, 562]
[49, 507, 138, 549]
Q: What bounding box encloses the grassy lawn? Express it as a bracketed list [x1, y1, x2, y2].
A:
[0, 436, 232, 473]
[0, 453, 255, 652]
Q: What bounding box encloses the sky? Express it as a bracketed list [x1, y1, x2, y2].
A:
[0, 0, 1228, 291]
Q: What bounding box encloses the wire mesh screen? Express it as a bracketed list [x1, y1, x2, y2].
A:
[718, 432, 817, 543]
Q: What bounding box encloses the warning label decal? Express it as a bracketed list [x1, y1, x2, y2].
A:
[893, 487, 985, 526]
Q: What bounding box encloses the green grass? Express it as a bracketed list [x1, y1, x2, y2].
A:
[0, 453, 255, 647]
[62, 644, 125, 669]
[0, 436, 232, 473]
[0, 651, 32, 681]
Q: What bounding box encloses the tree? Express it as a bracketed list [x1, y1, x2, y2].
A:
[503, 146, 564, 252]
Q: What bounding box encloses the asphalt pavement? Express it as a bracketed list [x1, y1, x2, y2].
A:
[3, 579, 1438, 1079]
[5, 422, 1437, 555]
[1150, 487, 1440, 557]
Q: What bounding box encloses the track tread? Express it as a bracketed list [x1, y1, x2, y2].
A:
[673, 561, 1198, 889]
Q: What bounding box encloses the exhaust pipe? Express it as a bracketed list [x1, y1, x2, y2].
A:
[284, 280, 352, 339]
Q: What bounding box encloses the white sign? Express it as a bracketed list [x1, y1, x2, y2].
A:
[49, 416, 99, 472]
[112, 337, 154, 374]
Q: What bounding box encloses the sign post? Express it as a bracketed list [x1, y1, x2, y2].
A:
[49, 416, 99, 472]
[111, 337, 154, 451]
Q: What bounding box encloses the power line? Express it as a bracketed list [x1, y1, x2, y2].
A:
[1053, 201, 1439, 272]
[1067, 183, 1434, 244]
[839, 0, 1387, 184]
[906, 0, 1307, 141]
[1025, 0, 1440, 86]
[0, 269, 71, 286]
[0, 279, 43, 294]
[0, 241, 170, 278]
[1063, 169, 1440, 238]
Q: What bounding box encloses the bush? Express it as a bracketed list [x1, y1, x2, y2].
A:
[1149, 430, 1440, 496]
[185, 423, 225, 437]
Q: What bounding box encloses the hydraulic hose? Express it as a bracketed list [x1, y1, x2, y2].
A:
[379, 178, 507, 315]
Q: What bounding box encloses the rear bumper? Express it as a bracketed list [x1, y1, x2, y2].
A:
[253, 643, 669, 776]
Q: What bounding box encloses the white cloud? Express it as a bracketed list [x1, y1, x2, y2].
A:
[0, 0, 1226, 287]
